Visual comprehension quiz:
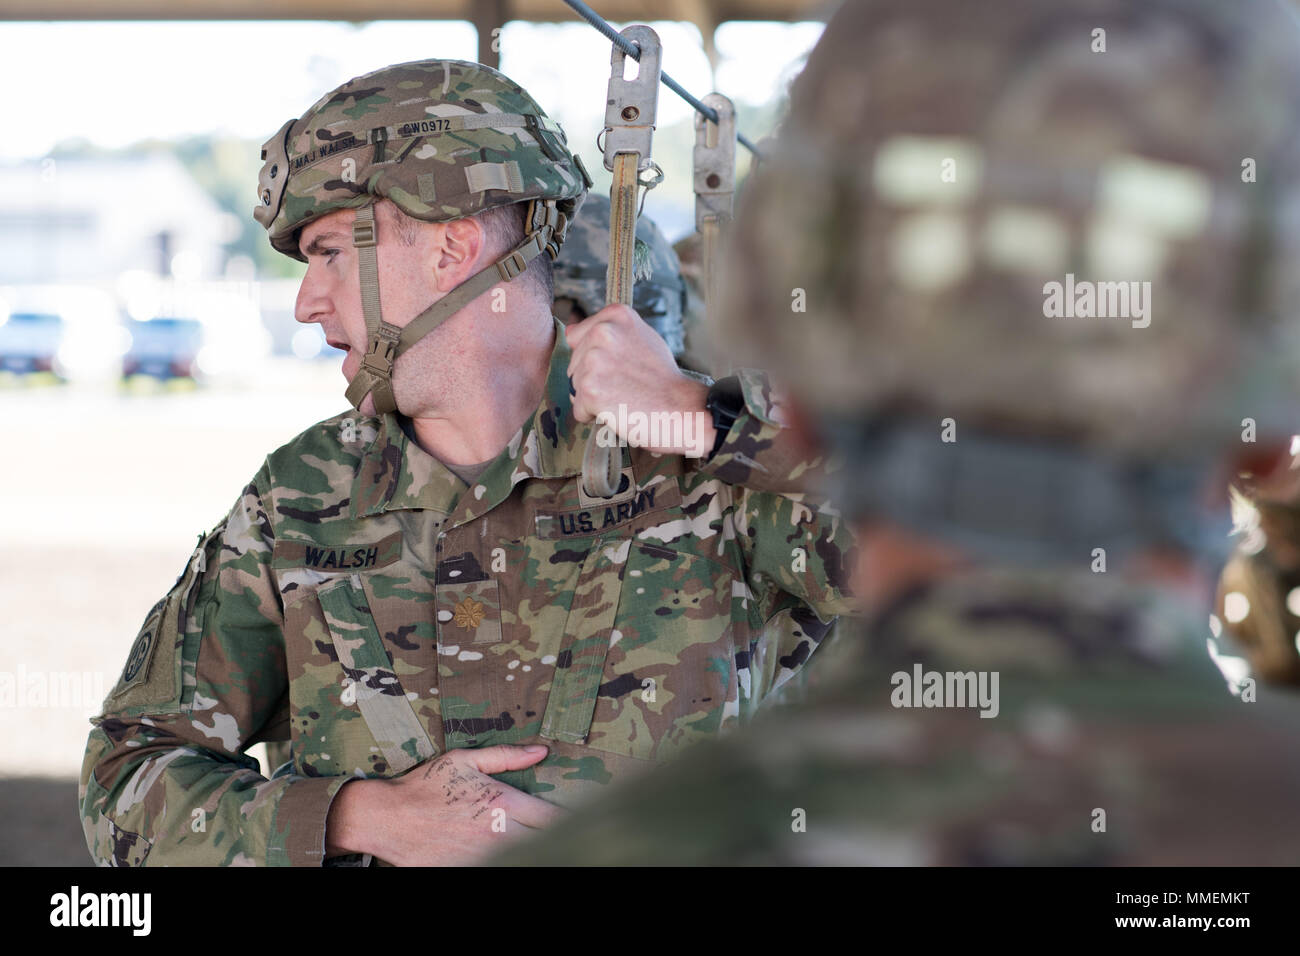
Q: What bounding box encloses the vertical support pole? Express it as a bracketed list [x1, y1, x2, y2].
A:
[473, 0, 509, 70]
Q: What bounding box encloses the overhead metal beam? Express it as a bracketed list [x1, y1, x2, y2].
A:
[0, 0, 830, 22]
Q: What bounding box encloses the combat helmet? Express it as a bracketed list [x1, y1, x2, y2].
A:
[551, 193, 687, 356]
[254, 58, 592, 413]
[718, 0, 1300, 563]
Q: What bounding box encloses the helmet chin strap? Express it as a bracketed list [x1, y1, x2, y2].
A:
[344, 199, 571, 415]
[344, 204, 402, 414]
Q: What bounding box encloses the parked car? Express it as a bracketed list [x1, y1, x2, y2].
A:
[121, 317, 204, 380]
[0, 310, 65, 376]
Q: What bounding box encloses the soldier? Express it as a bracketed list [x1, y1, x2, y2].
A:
[79, 59, 853, 866]
[491, 0, 1300, 865]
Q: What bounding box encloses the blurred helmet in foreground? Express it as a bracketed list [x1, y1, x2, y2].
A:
[718, 0, 1300, 561]
[551, 193, 687, 356]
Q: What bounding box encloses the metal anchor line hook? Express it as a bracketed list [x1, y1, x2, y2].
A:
[693, 92, 737, 331]
[602, 29, 659, 168]
[560, 0, 764, 157]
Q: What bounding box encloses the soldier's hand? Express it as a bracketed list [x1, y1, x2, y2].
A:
[325, 743, 564, 865]
[566, 305, 714, 457]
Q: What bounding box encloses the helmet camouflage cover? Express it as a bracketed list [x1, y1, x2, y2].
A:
[254, 59, 591, 414]
[255, 58, 587, 260]
[551, 193, 687, 356]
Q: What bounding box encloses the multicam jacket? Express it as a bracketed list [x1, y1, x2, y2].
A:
[80, 320, 854, 866]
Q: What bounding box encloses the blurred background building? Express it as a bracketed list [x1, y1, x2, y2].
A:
[0, 153, 233, 285]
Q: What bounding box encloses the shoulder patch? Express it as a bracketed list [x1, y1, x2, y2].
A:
[101, 521, 225, 715]
[120, 598, 165, 689]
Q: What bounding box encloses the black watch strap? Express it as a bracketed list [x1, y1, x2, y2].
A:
[705, 375, 744, 460]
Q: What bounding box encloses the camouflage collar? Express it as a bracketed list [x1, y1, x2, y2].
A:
[351, 318, 607, 525]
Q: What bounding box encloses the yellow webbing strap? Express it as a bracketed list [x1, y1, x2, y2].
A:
[580, 151, 641, 498]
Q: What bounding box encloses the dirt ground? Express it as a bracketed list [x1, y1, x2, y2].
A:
[0, 362, 342, 864]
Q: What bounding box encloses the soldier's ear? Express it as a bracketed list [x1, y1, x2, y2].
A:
[431, 217, 487, 288]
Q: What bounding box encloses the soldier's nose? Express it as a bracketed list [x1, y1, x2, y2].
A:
[294, 285, 330, 326]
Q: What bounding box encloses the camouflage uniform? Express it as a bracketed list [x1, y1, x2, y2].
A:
[492, 0, 1300, 865]
[80, 335, 851, 865]
[79, 57, 852, 866]
[493, 567, 1300, 865]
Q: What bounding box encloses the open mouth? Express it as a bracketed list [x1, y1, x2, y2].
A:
[326, 339, 351, 353]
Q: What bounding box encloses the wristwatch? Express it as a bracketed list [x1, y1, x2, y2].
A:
[704, 375, 744, 460]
